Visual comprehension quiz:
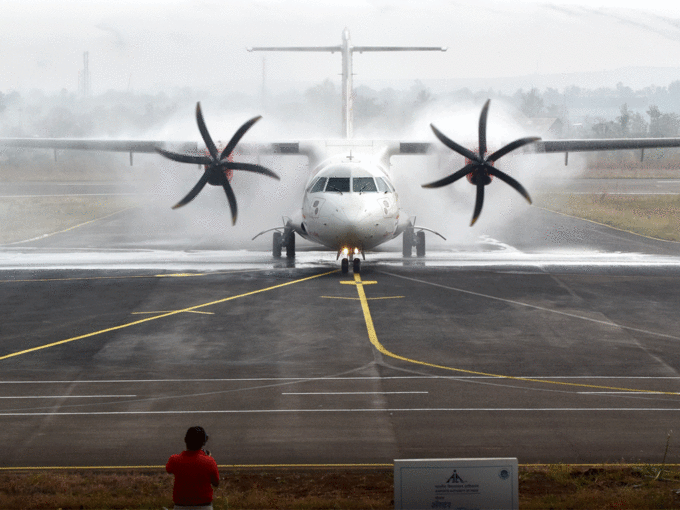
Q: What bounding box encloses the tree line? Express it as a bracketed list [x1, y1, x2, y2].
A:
[2, 79, 680, 139]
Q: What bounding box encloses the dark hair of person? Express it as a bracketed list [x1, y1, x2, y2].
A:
[184, 426, 208, 451]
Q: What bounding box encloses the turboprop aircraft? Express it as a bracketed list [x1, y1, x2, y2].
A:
[4, 28, 680, 274]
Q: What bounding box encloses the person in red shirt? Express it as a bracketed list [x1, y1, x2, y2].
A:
[166, 426, 220, 509]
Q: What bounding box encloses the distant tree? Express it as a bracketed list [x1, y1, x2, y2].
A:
[669, 80, 680, 98]
[645, 105, 680, 137]
[520, 88, 544, 117]
[304, 79, 337, 107]
[592, 119, 619, 137]
[616, 103, 630, 136]
[647, 105, 664, 136]
[628, 111, 648, 137]
[658, 113, 680, 137]
[616, 81, 634, 98]
[409, 80, 433, 108]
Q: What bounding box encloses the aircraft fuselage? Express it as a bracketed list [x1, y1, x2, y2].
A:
[288, 152, 409, 255]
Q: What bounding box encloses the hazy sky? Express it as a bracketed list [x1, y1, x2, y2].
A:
[3, 0, 680, 93]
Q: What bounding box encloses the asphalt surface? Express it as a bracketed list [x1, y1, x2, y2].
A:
[2, 185, 680, 468]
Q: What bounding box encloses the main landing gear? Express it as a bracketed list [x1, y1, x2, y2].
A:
[402, 227, 425, 258]
[273, 229, 295, 259]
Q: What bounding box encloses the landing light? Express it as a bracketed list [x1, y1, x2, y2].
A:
[354, 248, 359, 255]
[342, 248, 349, 256]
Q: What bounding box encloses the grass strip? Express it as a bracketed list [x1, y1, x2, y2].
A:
[536, 193, 680, 242]
[0, 196, 139, 244]
[2, 465, 680, 509]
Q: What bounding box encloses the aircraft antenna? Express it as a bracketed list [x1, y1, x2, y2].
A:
[248, 28, 446, 139]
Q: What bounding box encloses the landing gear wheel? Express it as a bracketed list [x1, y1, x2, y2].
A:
[353, 258, 361, 273]
[285, 231, 295, 258]
[402, 228, 414, 257]
[273, 232, 282, 258]
[416, 231, 426, 257]
[341, 258, 349, 274]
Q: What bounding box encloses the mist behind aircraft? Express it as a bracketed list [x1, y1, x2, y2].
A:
[3, 0, 680, 95]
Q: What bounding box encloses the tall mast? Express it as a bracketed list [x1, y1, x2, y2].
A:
[248, 29, 447, 139]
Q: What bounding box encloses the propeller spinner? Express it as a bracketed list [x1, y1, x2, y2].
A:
[423, 100, 541, 225]
[155, 102, 279, 225]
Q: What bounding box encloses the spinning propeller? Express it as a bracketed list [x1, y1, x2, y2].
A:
[155, 102, 279, 225]
[423, 100, 541, 226]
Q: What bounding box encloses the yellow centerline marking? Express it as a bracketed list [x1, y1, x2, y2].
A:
[0, 269, 338, 361]
[131, 311, 215, 315]
[351, 272, 680, 396]
[321, 296, 404, 301]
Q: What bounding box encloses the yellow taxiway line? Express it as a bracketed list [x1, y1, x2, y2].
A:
[0, 269, 338, 361]
[350, 272, 680, 396]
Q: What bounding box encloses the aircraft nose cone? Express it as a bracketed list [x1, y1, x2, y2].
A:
[332, 200, 385, 246]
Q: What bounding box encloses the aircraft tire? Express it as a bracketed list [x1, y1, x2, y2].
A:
[341, 258, 349, 274]
[402, 228, 413, 257]
[416, 231, 426, 257]
[353, 257, 361, 273]
[286, 232, 296, 259]
[273, 232, 282, 258]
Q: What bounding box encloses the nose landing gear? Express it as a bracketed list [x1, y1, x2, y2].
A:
[339, 248, 362, 274]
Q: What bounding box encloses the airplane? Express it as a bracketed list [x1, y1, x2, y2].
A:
[3, 28, 680, 275]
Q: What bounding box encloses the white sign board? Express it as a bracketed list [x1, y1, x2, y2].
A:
[394, 458, 518, 510]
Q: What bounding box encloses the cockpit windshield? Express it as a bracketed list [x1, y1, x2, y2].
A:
[309, 177, 327, 193]
[326, 177, 350, 193]
[309, 175, 391, 193]
[353, 177, 377, 193]
[375, 177, 391, 193]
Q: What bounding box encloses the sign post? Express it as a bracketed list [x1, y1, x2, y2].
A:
[394, 458, 518, 510]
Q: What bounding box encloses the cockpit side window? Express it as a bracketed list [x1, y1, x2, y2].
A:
[353, 177, 377, 193]
[310, 177, 327, 193]
[326, 177, 350, 193]
[375, 177, 391, 193]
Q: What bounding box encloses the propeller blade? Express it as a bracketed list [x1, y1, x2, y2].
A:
[471, 181, 485, 226]
[222, 161, 280, 180]
[421, 164, 476, 189]
[221, 176, 239, 225]
[155, 147, 210, 165]
[196, 102, 219, 161]
[478, 99, 490, 157]
[221, 116, 262, 161]
[430, 124, 480, 163]
[172, 171, 211, 209]
[487, 136, 541, 162]
[487, 166, 532, 204]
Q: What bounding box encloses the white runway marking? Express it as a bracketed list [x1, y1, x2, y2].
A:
[0, 395, 136, 399]
[1, 376, 680, 384]
[381, 271, 680, 341]
[3, 408, 680, 417]
[0, 193, 145, 198]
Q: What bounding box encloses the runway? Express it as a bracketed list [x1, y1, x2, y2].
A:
[2, 195, 680, 468]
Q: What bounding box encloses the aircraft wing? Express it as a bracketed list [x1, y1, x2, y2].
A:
[0, 138, 308, 164]
[530, 137, 680, 154]
[0, 138, 187, 153]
